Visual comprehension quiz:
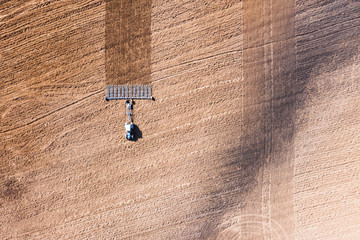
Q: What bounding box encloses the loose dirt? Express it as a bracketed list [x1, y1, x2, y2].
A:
[1, 0, 360, 239]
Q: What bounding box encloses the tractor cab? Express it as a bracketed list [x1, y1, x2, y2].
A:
[125, 100, 134, 140]
[125, 122, 134, 140]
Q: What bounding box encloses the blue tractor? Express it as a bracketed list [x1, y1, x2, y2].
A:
[105, 85, 153, 141]
[125, 122, 134, 140]
[125, 101, 134, 141]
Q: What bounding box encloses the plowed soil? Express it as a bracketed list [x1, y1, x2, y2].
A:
[1, 0, 360, 239]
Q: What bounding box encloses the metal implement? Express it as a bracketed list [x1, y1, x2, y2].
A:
[106, 84, 152, 100]
[126, 100, 132, 122]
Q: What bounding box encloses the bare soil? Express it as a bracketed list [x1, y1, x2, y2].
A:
[1, 0, 360, 239]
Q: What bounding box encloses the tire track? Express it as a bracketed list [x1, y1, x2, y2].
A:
[0, 1, 104, 41]
[0, 89, 103, 134]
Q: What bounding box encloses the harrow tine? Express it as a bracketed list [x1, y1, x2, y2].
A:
[105, 85, 152, 100]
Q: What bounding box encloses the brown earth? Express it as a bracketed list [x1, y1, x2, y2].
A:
[106, 0, 151, 85]
[1, 0, 360, 239]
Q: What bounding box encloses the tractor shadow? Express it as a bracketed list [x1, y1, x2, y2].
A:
[132, 124, 142, 141]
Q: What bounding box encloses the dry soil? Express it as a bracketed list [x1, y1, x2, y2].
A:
[1, 0, 360, 239]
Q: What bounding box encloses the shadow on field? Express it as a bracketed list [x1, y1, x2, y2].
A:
[201, 0, 360, 238]
[132, 124, 142, 141]
[294, 0, 360, 102]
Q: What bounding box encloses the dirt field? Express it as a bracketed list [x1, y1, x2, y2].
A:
[1, 0, 360, 239]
